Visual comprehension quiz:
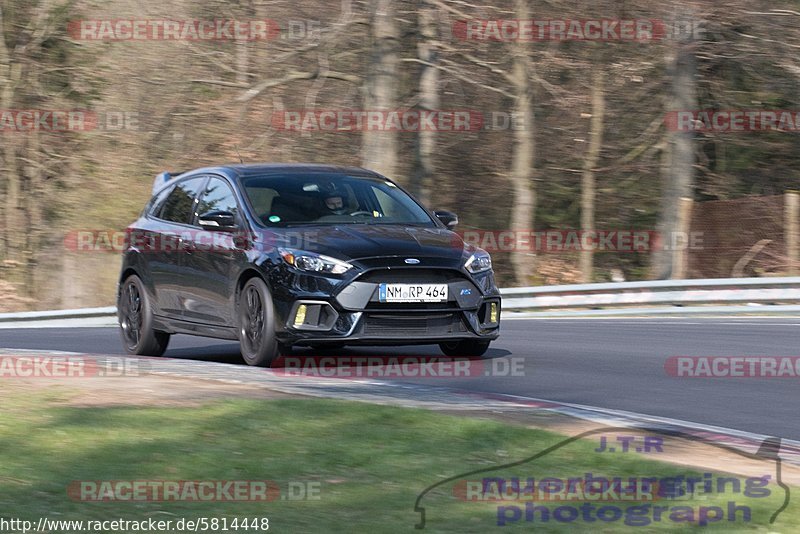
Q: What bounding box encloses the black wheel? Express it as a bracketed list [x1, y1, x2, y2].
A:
[238, 277, 280, 366]
[118, 275, 170, 356]
[439, 340, 491, 357]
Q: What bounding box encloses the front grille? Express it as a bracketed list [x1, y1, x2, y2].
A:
[361, 312, 467, 337]
[364, 301, 459, 311]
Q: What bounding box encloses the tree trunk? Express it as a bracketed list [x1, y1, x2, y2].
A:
[580, 67, 605, 283]
[0, 3, 22, 264]
[786, 191, 799, 276]
[653, 35, 697, 279]
[0, 1, 50, 295]
[23, 133, 43, 293]
[2, 140, 21, 262]
[412, 0, 439, 204]
[361, 0, 399, 179]
[235, 38, 249, 86]
[508, 0, 535, 286]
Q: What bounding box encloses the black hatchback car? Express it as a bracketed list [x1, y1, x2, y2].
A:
[117, 164, 501, 366]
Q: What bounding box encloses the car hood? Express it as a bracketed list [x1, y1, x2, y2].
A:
[264, 225, 466, 261]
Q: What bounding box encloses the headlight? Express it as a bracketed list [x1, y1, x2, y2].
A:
[465, 251, 492, 274]
[278, 248, 353, 275]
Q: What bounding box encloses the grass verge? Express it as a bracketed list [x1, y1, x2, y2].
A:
[0, 390, 795, 532]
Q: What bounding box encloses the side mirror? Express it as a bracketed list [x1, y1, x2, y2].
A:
[433, 210, 458, 229]
[198, 210, 237, 230]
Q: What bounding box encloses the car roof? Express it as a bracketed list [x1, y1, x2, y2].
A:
[183, 163, 383, 180]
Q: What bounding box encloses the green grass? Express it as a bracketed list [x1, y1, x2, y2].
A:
[0, 392, 796, 533]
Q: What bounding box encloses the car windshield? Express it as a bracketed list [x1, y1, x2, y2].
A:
[242, 173, 436, 227]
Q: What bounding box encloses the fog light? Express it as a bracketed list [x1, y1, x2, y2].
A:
[294, 304, 307, 326]
[288, 301, 339, 331]
[489, 302, 498, 323]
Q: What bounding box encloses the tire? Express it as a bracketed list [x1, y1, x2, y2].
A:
[118, 275, 170, 356]
[238, 277, 280, 366]
[439, 340, 491, 357]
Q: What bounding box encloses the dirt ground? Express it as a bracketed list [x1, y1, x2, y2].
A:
[0, 373, 294, 407]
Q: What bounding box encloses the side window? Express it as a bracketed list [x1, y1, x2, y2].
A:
[159, 177, 206, 224]
[372, 187, 399, 217]
[196, 177, 239, 221]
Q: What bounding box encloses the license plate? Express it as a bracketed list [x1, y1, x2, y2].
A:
[378, 283, 448, 303]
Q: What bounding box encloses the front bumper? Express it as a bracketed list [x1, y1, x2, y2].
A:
[270, 265, 501, 346]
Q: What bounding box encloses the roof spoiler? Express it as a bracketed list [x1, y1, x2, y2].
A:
[151, 170, 186, 195]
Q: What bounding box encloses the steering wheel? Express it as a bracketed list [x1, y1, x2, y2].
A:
[349, 211, 374, 217]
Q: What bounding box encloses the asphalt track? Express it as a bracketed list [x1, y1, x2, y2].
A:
[2, 317, 799, 439]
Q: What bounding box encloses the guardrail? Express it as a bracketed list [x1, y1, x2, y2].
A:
[500, 276, 800, 312]
[0, 306, 116, 323]
[1, 277, 799, 322]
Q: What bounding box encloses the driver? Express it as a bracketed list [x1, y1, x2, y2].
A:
[323, 192, 348, 215]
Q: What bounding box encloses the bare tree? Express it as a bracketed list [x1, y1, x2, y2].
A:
[0, 2, 22, 263]
[361, 0, 399, 178]
[412, 0, 439, 204]
[580, 67, 605, 283]
[0, 0, 61, 284]
[653, 19, 697, 279]
[507, 0, 536, 286]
